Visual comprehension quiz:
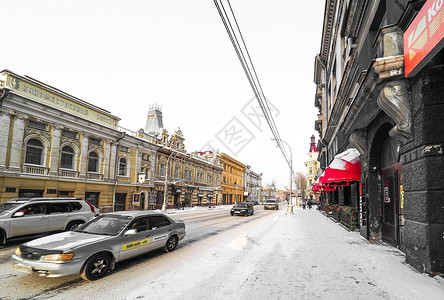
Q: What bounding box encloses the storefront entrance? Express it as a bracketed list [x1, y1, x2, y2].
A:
[380, 132, 403, 248]
[381, 165, 402, 246]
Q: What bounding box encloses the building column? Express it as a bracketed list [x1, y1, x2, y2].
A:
[9, 113, 28, 172]
[103, 139, 112, 180]
[49, 124, 63, 176]
[109, 142, 118, 179]
[0, 109, 13, 170]
[78, 133, 89, 179]
[403, 67, 444, 274]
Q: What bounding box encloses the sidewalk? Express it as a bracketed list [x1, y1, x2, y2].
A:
[127, 206, 444, 300]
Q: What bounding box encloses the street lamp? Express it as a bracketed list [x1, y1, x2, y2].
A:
[234, 181, 238, 204]
[271, 138, 293, 213]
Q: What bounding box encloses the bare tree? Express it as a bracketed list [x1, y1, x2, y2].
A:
[294, 172, 307, 199]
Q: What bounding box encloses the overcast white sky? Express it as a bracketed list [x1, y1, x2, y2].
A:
[3, 0, 325, 189]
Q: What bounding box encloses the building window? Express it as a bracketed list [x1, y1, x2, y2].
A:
[118, 158, 128, 176]
[159, 164, 165, 177]
[28, 120, 46, 130]
[142, 154, 150, 161]
[25, 139, 44, 165]
[175, 167, 179, 178]
[60, 146, 75, 169]
[144, 167, 150, 180]
[88, 151, 99, 172]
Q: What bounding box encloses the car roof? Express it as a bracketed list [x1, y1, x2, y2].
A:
[105, 211, 168, 218]
[7, 197, 83, 203]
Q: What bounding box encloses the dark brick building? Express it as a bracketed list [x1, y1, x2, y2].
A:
[314, 0, 444, 274]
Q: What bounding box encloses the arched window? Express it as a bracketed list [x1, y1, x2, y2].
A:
[88, 151, 99, 172]
[25, 139, 44, 165]
[60, 146, 75, 169]
[118, 157, 128, 176]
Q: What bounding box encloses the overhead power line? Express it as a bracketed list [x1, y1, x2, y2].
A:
[213, 0, 290, 167]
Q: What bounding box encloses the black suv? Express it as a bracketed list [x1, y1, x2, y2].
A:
[230, 202, 254, 216]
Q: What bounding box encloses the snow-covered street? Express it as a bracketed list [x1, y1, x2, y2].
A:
[3, 205, 443, 300]
[124, 206, 443, 300]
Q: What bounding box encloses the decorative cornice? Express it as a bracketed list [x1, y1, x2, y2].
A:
[349, 129, 368, 168]
[377, 79, 412, 144]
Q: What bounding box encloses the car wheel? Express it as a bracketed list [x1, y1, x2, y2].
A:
[164, 235, 178, 252]
[65, 221, 84, 231]
[0, 229, 5, 246]
[81, 253, 111, 281]
[230, 212, 234, 216]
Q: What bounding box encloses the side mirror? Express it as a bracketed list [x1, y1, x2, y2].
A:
[124, 228, 137, 236]
[13, 211, 25, 218]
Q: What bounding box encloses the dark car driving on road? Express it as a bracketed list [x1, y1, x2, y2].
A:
[230, 202, 254, 216]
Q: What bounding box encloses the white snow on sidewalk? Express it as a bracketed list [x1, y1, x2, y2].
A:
[127, 208, 444, 300]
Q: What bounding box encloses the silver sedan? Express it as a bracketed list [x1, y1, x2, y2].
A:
[11, 211, 186, 280]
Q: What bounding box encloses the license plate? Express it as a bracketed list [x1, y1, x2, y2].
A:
[13, 264, 33, 274]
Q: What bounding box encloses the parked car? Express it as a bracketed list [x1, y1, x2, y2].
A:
[0, 197, 99, 245]
[230, 202, 254, 216]
[12, 211, 186, 280]
[264, 199, 279, 210]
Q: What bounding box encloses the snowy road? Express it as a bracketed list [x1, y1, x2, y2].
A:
[0, 204, 276, 299]
[1, 205, 443, 300]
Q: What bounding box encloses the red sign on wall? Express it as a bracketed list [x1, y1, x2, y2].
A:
[404, 0, 444, 77]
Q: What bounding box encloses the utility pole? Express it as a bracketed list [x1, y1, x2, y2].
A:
[272, 138, 293, 214]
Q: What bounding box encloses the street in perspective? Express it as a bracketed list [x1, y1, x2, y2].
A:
[1, 0, 444, 299]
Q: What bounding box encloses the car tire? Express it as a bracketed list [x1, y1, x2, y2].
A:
[81, 253, 111, 281]
[65, 221, 84, 231]
[164, 235, 178, 252]
[230, 212, 234, 216]
[0, 229, 5, 246]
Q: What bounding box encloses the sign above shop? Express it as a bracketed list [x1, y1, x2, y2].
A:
[2, 71, 120, 129]
[404, 0, 444, 77]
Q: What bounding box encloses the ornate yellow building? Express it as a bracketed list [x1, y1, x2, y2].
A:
[0, 70, 222, 211]
[220, 153, 246, 205]
[304, 135, 320, 201]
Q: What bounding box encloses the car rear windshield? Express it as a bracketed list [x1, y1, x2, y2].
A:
[265, 200, 276, 203]
[0, 203, 22, 214]
[76, 215, 132, 236]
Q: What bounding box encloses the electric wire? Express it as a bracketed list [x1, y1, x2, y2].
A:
[226, 0, 287, 161]
[214, 0, 290, 166]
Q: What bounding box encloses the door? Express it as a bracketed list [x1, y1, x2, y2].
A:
[48, 202, 71, 231]
[149, 215, 172, 250]
[9, 203, 48, 237]
[381, 165, 401, 247]
[119, 217, 153, 260]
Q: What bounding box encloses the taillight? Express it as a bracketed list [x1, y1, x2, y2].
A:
[84, 200, 95, 213]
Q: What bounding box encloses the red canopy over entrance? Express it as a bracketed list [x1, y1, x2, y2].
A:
[322, 148, 361, 185]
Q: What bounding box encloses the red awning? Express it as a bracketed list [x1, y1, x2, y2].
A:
[322, 148, 361, 185]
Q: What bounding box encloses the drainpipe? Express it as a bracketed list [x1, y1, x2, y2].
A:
[112, 132, 126, 212]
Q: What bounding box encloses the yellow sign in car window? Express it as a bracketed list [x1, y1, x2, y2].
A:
[121, 238, 151, 251]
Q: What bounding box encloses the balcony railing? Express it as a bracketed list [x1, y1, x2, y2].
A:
[87, 172, 104, 180]
[58, 168, 79, 178]
[23, 164, 49, 175]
